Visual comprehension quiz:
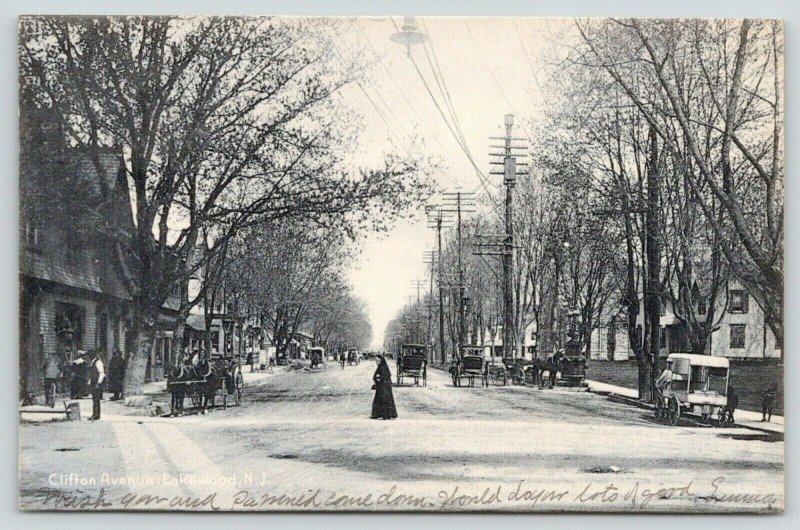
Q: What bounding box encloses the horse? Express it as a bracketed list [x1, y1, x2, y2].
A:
[167, 363, 188, 417]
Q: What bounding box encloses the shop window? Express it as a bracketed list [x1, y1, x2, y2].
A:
[730, 324, 746, 349]
[154, 337, 163, 365]
[55, 302, 85, 359]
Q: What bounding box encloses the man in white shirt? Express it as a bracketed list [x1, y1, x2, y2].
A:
[88, 351, 106, 420]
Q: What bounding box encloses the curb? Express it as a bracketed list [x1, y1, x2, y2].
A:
[588, 386, 783, 436]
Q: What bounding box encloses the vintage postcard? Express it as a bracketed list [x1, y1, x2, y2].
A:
[18, 15, 783, 512]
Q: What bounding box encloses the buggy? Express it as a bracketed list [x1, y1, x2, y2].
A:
[396, 344, 427, 386]
[451, 346, 488, 387]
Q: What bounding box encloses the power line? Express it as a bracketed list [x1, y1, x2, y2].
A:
[389, 17, 501, 206]
[349, 18, 463, 188]
[327, 23, 418, 156]
[462, 19, 535, 146]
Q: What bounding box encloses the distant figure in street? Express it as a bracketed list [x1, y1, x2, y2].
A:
[371, 355, 397, 420]
[340, 351, 345, 370]
[247, 350, 254, 372]
[108, 349, 126, 401]
[88, 351, 106, 420]
[726, 385, 739, 423]
[42, 352, 63, 406]
[762, 383, 777, 422]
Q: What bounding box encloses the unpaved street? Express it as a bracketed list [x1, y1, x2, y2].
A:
[19, 362, 783, 512]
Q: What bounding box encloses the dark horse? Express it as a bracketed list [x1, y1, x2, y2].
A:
[168, 363, 188, 417]
[195, 357, 220, 414]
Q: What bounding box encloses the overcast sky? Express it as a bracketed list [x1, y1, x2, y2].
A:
[329, 17, 568, 349]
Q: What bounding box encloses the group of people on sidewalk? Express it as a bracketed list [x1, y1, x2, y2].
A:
[42, 349, 127, 420]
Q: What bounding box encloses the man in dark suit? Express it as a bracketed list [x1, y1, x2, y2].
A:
[88, 351, 106, 420]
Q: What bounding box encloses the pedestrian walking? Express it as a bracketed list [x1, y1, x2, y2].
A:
[371, 354, 397, 420]
[87, 351, 106, 420]
[762, 383, 777, 422]
[247, 350, 254, 372]
[340, 351, 345, 370]
[726, 385, 739, 423]
[108, 349, 126, 401]
[69, 351, 87, 399]
[42, 352, 63, 407]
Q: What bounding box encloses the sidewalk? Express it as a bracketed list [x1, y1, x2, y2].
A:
[586, 379, 784, 435]
[20, 366, 285, 423]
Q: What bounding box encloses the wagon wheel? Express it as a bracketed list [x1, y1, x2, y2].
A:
[668, 397, 681, 426]
[653, 395, 665, 423]
[715, 408, 730, 427]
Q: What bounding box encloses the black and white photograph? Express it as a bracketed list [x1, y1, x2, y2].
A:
[17, 13, 784, 513]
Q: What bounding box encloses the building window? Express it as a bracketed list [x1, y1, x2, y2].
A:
[728, 290, 749, 313]
[210, 331, 220, 353]
[696, 297, 706, 315]
[730, 324, 746, 349]
[55, 302, 85, 359]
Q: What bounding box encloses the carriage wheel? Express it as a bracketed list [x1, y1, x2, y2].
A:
[668, 398, 681, 426]
[234, 371, 244, 406]
[654, 395, 665, 423]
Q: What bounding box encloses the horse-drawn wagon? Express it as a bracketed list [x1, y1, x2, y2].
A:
[654, 353, 730, 426]
[396, 344, 427, 386]
[309, 347, 326, 369]
[167, 353, 244, 416]
[451, 346, 488, 387]
[347, 348, 360, 366]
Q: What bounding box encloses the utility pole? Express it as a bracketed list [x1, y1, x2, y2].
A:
[476, 114, 527, 359]
[423, 250, 437, 363]
[440, 191, 475, 356]
[502, 116, 515, 360]
[427, 207, 453, 364]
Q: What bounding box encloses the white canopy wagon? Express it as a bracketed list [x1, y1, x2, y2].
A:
[655, 353, 730, 426]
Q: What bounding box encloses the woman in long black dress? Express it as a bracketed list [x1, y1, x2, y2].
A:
[371, 355, 398, 420]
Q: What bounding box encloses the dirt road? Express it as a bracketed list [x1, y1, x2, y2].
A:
[19, 361, 783, 512]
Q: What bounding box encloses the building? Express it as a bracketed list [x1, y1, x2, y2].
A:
[19, 108, 178, 398]
[627, 279, 781, 361]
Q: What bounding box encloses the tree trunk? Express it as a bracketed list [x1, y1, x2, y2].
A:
[643, 127, 662, 403]
[123, 313, 157, 397]
[172, 279, 190, 364]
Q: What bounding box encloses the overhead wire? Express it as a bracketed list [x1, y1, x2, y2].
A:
[324, 22, 422, 166]
[389, 16, 500, 205]
[349, 18, 463, 188]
